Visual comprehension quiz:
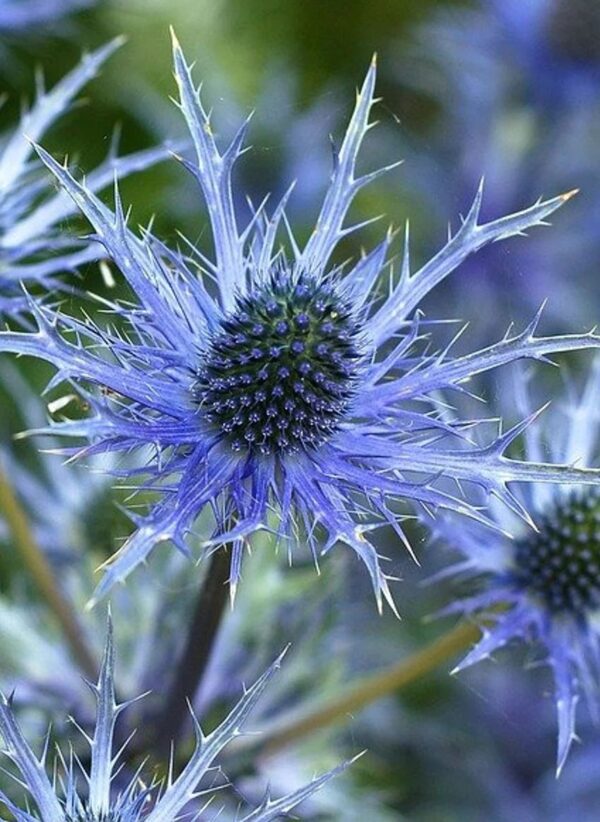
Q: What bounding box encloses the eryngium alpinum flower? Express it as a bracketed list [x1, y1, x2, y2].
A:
[436, 362, 600, 774]
[2, 33, 600, 610]
[0, 619, 348, 821]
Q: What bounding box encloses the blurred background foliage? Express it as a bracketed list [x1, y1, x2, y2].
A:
[2, 0, 600, 819]
[2, 0, 459, 245]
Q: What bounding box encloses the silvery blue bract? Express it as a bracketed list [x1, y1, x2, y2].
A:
[0, 620, 349, 821]
[0, 41, 172, 317]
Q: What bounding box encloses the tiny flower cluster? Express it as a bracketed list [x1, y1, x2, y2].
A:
[435, 362, 600, 773]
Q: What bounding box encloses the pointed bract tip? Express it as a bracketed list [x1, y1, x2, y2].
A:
[229, 581, 238, 610]
[85, 596, 98, 613]
[170, 26, 181, 50]
[277, 644, 291, 665]
[371, 52, 378, 67]
[556, 746, 571, 779]
[350, 750, 368, 766]
[560, 188, 579, 202]
[110, 34, 128, 50]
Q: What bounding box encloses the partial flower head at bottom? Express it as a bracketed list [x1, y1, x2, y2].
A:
[0, 618, 349, 821]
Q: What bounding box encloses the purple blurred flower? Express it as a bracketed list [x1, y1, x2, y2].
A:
[396, 0, 600, 332]
[0, 0, 94, 34]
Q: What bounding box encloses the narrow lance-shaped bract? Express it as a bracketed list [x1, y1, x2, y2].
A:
[0, 39, 175, 317]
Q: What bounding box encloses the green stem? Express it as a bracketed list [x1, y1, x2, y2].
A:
[251, 620, 481, 757]
[0, 465, 98, 680]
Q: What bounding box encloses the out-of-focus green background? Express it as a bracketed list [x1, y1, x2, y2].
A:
[3, 0, 459, 243]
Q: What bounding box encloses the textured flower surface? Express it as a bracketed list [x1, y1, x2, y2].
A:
[436, 361, 600, 774]
[0, 0, 94, 33]
[0, 619, 347, 821]
[0, 40, 171, 317]
[1, 33, 600, 611]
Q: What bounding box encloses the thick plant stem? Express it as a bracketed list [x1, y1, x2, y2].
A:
[255, 620, 481, 757]
[0, 466, 98, 680]
[152, 546, 231, 760]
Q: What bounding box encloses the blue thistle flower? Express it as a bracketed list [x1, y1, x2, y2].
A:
[1, 33, 600, 612]
[0, 40, 173, 317]
[0, 0, 94, 34]
[434, 360, 600, 774]
[0, 618, 349, 821]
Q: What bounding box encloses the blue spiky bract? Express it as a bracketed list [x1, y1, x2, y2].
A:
[0, 40, 174, 317]
[2, 32, 600, 613]
[0, 617, 349, 821]
[435, 360, 600, 775]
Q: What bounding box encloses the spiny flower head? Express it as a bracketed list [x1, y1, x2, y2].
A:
[435, 360, 600, 774]
[0, 618, 348, 821]
[2, 32, 600, 612]
[194, 269, 362, 455]
[0, 40, 170, 317]
[513, 488, 600, 614]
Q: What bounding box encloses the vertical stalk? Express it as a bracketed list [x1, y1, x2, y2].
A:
[152, 545, 231, 760]
[0, 465, 98, 680]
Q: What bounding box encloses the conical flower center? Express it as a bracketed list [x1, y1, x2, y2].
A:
[513, 490, 600, 614]
[547, 0, 600, 63]
[196, 274, 361, 455]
